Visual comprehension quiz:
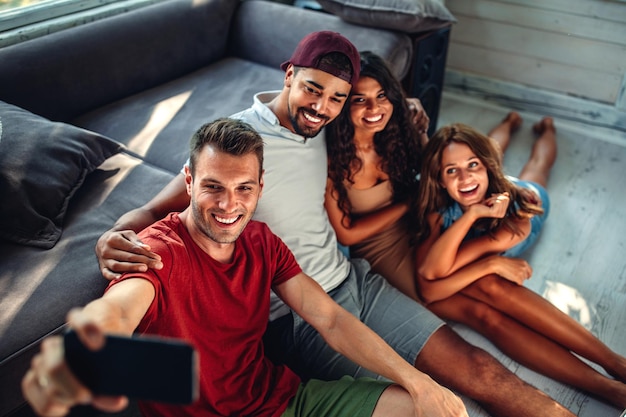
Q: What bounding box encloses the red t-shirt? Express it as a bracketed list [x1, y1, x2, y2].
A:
[109, 213, 302, 417]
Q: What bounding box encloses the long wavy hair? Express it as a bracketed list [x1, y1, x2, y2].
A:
[326, 51, 422, 227]
[412, 123, 544, 244]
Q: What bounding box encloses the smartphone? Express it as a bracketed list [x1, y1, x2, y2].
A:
[64, 330, 199, 404]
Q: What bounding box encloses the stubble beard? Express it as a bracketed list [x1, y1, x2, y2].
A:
[289, 105, 328, 139]
[190, 199, 249, 245]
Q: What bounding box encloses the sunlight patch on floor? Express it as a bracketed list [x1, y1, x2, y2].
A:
[542, 280, 594, 330]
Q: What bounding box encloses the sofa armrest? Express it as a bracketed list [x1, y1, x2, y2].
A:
[228, 0, 413, 80]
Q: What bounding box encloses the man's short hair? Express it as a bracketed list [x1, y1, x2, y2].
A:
[189, 118, 264, 178]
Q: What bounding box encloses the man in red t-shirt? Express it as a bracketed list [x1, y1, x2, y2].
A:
[22, 118, 465, 417]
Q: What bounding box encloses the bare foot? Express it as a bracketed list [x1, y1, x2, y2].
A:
[503, 111, 523, 134]
[533, 116, 555, 136]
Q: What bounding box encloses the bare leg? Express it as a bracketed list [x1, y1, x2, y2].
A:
[518, 117, 557, 188]
[415, 326, 575, 417]
[428, 290, 626, 408]
[372, 385, 415, 417]
[372, 384, 467, 417]
[464, 276, 626, 383]
[488, 111, 523, 158]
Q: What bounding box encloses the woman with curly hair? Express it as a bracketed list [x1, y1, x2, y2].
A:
[324, 50, 426, 298]
[325, 51, 626, 409]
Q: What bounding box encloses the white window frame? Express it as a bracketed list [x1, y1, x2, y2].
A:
[0, 0, 163, 47]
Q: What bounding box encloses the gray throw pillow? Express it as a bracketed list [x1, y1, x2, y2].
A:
[317, 0, 456, 32]
[0, 101, 122, 249]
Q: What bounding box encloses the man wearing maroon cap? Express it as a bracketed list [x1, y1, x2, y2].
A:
[95, 31, 575, 417]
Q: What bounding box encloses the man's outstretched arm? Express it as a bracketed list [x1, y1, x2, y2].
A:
[22, 279, 155, 417]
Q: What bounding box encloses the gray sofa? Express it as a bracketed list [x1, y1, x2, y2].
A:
[0, 0, 445, 415]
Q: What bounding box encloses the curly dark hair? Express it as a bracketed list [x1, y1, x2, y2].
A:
[325, 51, 423, 228]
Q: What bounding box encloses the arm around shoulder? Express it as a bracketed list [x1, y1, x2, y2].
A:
[96, 174, 190, 280]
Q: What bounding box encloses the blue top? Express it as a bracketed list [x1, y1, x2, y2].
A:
[439, 177, 550, 258]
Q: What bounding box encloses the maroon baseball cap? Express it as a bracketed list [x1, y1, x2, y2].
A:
[280, 31, 360, 85]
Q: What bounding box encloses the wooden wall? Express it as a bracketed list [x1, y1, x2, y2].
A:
[443, 0, 626, 138]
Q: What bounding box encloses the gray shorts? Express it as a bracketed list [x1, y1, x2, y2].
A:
[266, 258, 445, 381]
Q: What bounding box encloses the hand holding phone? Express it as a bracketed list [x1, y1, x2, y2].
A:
[64, 330, 199, 404]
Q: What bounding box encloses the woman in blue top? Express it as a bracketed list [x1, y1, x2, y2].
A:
[414, 118, 555, 302]
[413, 120, 626, 408]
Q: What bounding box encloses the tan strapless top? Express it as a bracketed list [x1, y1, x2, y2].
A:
[345, 180, 393, 215]
[344, 179, 420, 301]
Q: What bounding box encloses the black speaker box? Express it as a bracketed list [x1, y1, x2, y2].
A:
[402, 24, 451, 137]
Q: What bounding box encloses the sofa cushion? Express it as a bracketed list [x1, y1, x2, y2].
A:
[0, 152, 176, 416]
[317, 0, 456, 33]
[0, 101, 122, 249]
[230, 0, 414, 80]
[74, 58, 285, 174]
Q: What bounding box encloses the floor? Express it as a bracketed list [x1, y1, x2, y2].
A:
[436, 91, 626, 417]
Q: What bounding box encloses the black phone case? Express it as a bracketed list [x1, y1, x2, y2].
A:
[64, 330, 198, 404]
